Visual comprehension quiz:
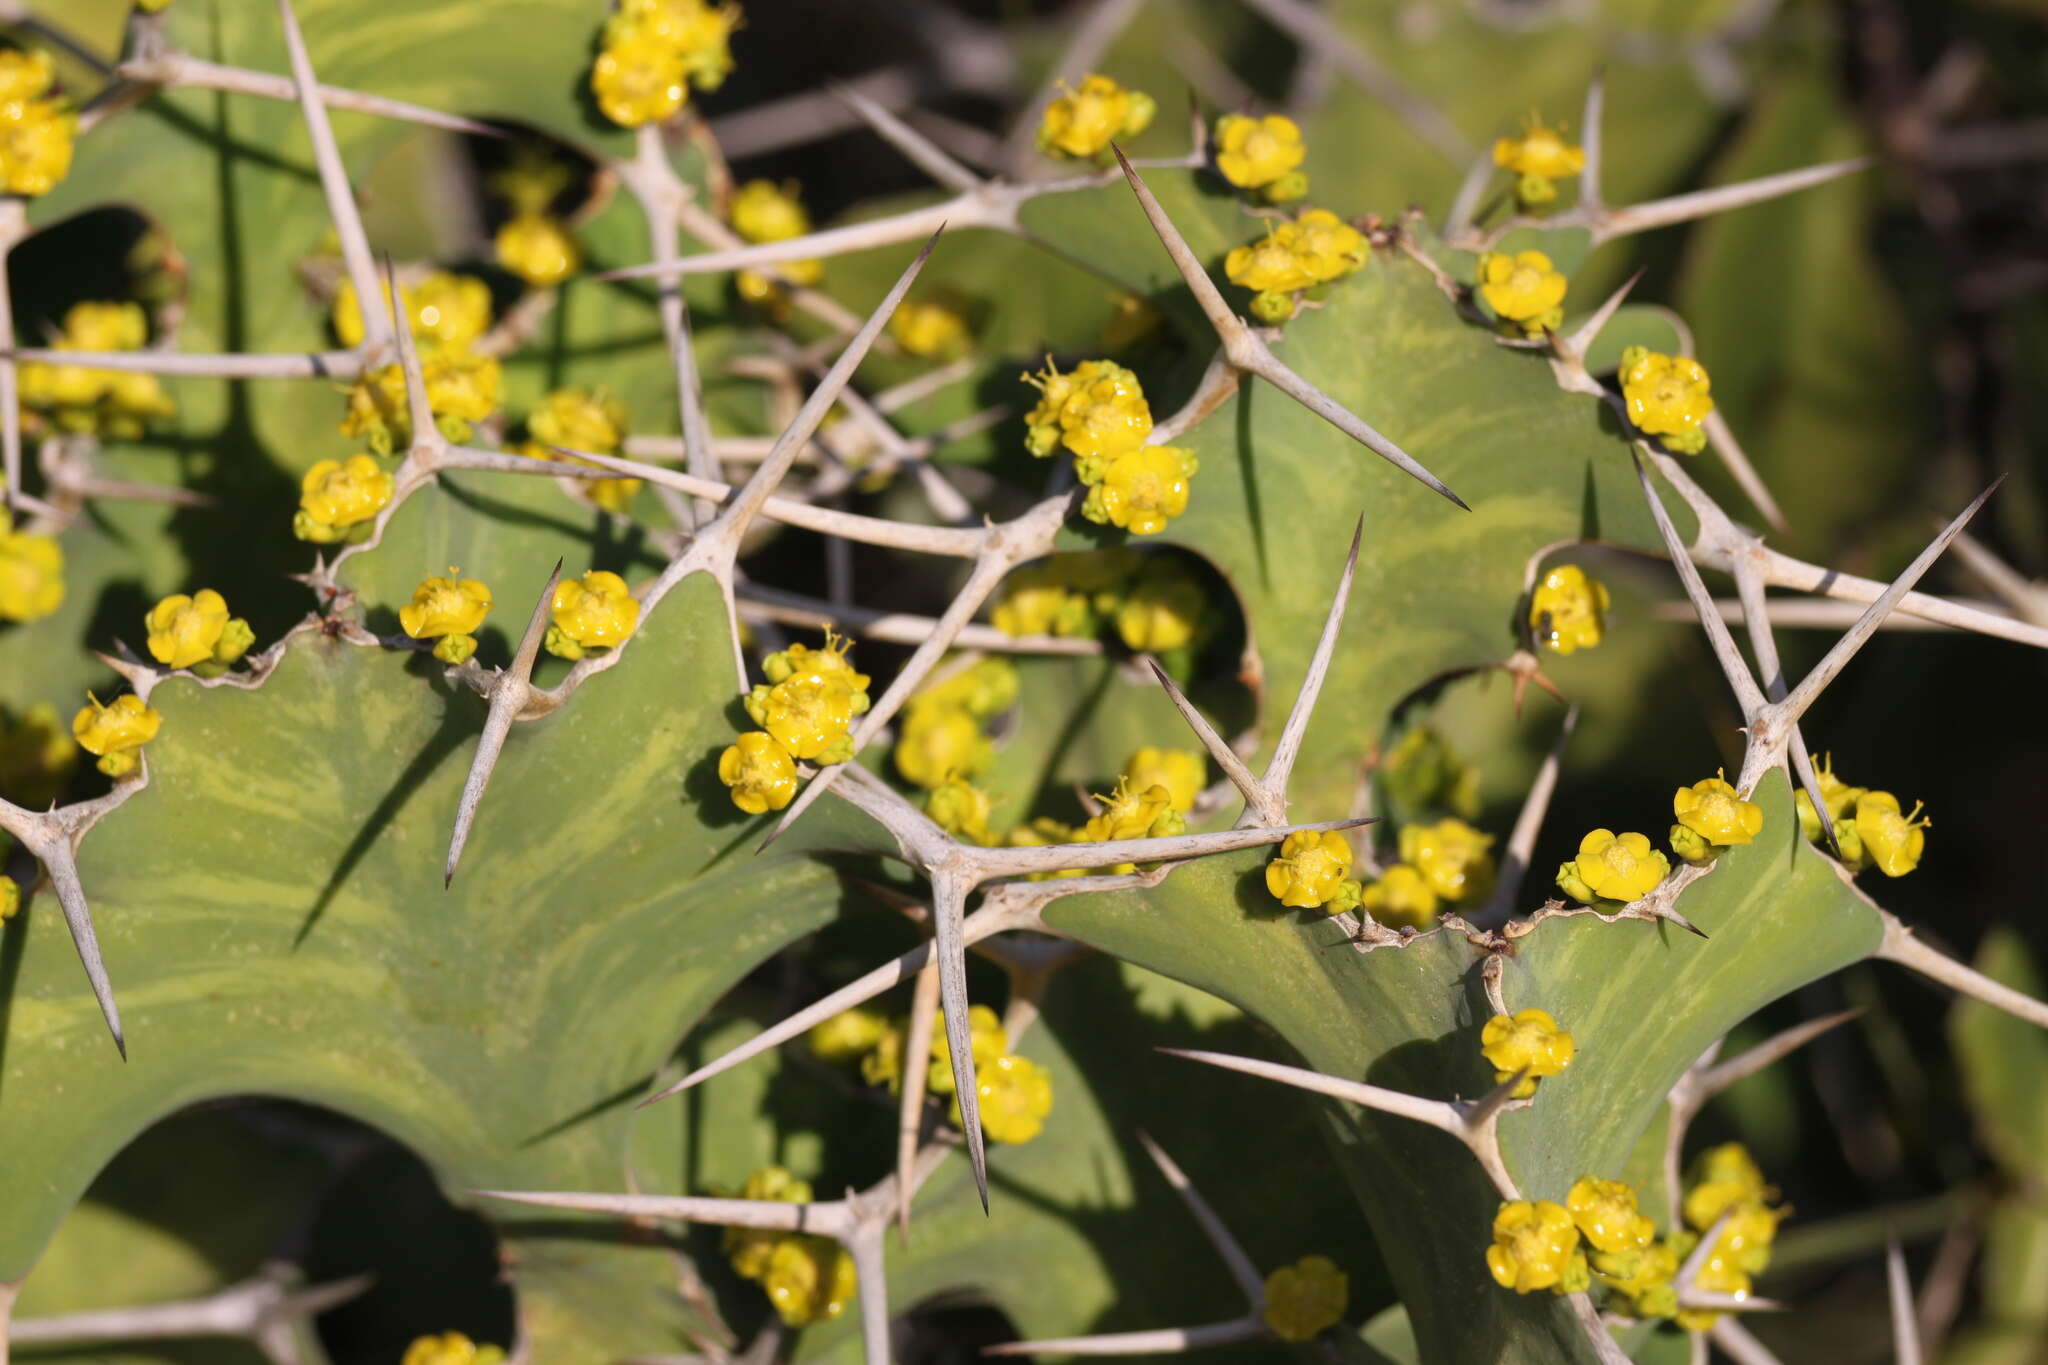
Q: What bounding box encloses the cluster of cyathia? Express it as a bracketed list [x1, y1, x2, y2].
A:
[333, 271, 502, 452]
[19, 301, 176, 438]
[1356, 818, 1498, 929]
[1036, 73, 1156, 160]
[0, 46, 75, 198]
[1491, 114, 1585, 210]
[719, 632, 870, 814]
[589, 0, 739, 129]
[1794, 755, 1929, 877]
[730, 178, 823, 308]
[1555, 775, 1764, 905]
[400, 1333, 505, 1365]
[720, 1166, 858, 1326]
[1021, 361, 1197, 535]
[1222, 206, 1370, 324]
[518, 387, 639, 514]
[813, 1002, 1055, 1144]
[991, 550, 1209, 659]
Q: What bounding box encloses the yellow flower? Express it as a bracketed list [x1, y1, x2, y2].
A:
[496, 213, 580, 287]
[1091, 775, 1184, 842]
[991, 572, 1089, 637]
[1567, 1177, 1655, 1255]
[0, 97, 74, 198]
[1794, 753, 1863, 842]
[1360, 863, 1439, 928]
[399, 574, 493, 639]
[59, 300, 146, 351]
[1115, 570, 1203, 652]
[763, 1234, 857, 1327]
[1266, 829, 1354, 909]
[1683, 1143, 1769, 1232]
[0, 511, 64, 623]
[0, 49, 55, 104]
[1226, 224, 1318, 295]
[1057, 361, 1154, 462]
[295, 454, 394, 543]
[903, 655, 1012, 720]
[1037, 73, 1155, 159]
[732, 179, 812, 244]
[723, 1165, 814, 1281]
[1292, 209, 1367, 283]
[1124, 746, 1203, 814]
[607, 0, 739, 91]
[926, 777, 995, 844]
[967, 1052, 1055, 1144]
[71, 693, 160, 778]
[1480, 1008, 1575, 1098]
[334, 272, 490, 352]
[1493, 118, 1585, 179]
[341, 350, 502, 450]
[546, 570, 640, 660]
[889, 293, 972, 359]
[1559, 829, 1669, 903]
[18, 302, 174, 437]
[1214, 113, 1306, 190]
[1081, 444, 1196, 536]
[401, 1334, 505, 1365]
[144, 589, 230, 670]
[1852, 790, 1928, 877]
[0, 874, 16, 920]
[808, 1006, 888, 1064]
[719, 731, 798, 815]
[1477, 250, 1567, 334]
[1595, 1238, 1680, 1319]
[744, 671, 854, 764]
[1262, 1254, 1348, 1342]
[1673, 775, 1764, 848]
[1487, 1199, 1582, 1294]
[590, 27, 688, 128]
[894, 703, 991, 789]
[1397, 819, 1496, 905]
[1619, 346, 1713, 456]
[1529, 564, 1609, 654]
[763, 631, 871, 708]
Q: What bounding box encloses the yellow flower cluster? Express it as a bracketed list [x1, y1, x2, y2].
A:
[1267, 829, 1358, 913]
[1793, 755, 1927, 877]
[720, 1166, 857, 1327]
[400, 1334, 505, 1365]
[0, 701, 78, 807]
[1493, 115, 1584, 209]
[1670, 1144, 1787, 1329]
[1477, 250, 1568, 337]
[1077, 773, 1188, 872]
[334, 272, 490, 352]
[1223, 208, 1368, 323]
[72, 692, 160, 779]
[730, 179, 823, 306]
[1359, 818, 1496, 929]
[1479, 1007, 1575, 1099]
[1556, 829, 1670, 905]
[333, 271, 499, 450]
[590, 0, 738, 128]
[1669, 773, 1764, 864]
[1487, 1176, 1650, 1297]
[295, 454, 395, 544]
[0, 509, 63, 623]
[816, 1003, 1055, 1144]
[399, 571, 493, 666]
[1529, 564, 1609, 654]
[889, 291, 973, 360]
[1214, 113, 1307, 204]
[1262, 1254, 1348, 1341]
[19, 301, 175, 439]
[892, 655, 1013, 791]
[1020, 361, 1197, 536]
[0, 872, 16, 921]
[487, 149, 582, 287]
[992, 551, 1208, 655]
[721, 633, 872, 814]
[1123, 745, 1204, 815]
[144, 589, 254, 677]
[546, 569, 640, 661]
[1037, 74, 1155, 160]
[1618, 346, 1714, 456]
[0, 48, 74, 197]
[521, 387, 638, 514]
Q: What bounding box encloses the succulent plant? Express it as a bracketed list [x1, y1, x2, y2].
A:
[2, 1, 2045, 1363]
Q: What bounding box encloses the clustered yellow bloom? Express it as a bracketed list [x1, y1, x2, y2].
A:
[1790, 755, 1929, 877]
[889, 292, 973, 359]
[295, 454, 395, 544]
[926, 775, 997, 844]
[1358, 819, 1498, 931]
[720, 1165, 857, 1327]
[399, 571, 493, 667]
[71, 692, 160, 779]
[334, 272, 491, 352]
[1486, 1199, 1584, 1294]
[891, 656, 1012, 790]
[0, 701, 79, 807]
[0, 509, 64, 623]
[1266, 829, 1355, 910]
[1359, 863, 1436, 929]
[1528, 564, 1609, 654]
[0, 48, 75, 198]
[834, 1003, 1054, 1143]
[1223, 207, 1369, 323]
[19, 301, 175, 438]
[1618, 346, 1714, 455]
[340, 348, 503, 452]
[730, 179, 823, 305]
[721, 633, 873, 813]
[496, 212, 580, 287]
[1214, 113, 1307, 203]
[1492, 114, 1585, 209]
[1037, 73, 1155, 160]
[1079, 774, 1187, 873]
[1479, 1007, 1575, 1099]
[144, 589, 253, 676]
[520, 387, 638, 513]
[990, 551, 1128, 639]
[1262, 1255, 1348, 1342]
[546, 569, 640, 660]
[1123, 746, 1203, 814]
[1020, 359, 1197, 536]
[0, 873, 16, 921]
[1671, 1143, 1787, 1330]
[590, 0, 738, 128]
[1670, 772, 1764, 863]
[401, 1334, 505, 1365]
[1477, 250, 1568, 336]
[807, 1005, 888, 1063]
[964, 1051, 1057, 1144]
[1556, 828, 1670, 904]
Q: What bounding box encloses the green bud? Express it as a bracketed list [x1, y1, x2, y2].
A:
[1669, 823, 1713, 865]
[1250, 289, 1295, 325]
[433, 633, 478, 666]
[1261, 170, 1310, 204]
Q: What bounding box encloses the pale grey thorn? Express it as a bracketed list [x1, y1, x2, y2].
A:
[1871, 908, 2048, 1030]
[1233, 0, 1474, 164]
[0, 198, 23, 506]
[383, 259, 436, 446]
[1579, 71, 1607, 214]
[1262, 515, 1365, 811]
[0, 347, 361, 380]
[1949, 530, 2048, 627]
[443, 560, 563, 889]
[1548, 271, 1643, 399]
[1144, 658, 1272, 822]
[1136, 1132, 1267, 1303]
[896, 957, 942, 1236]
[7, 1267, 371, 1361]
[1888, 1238, 1923, 1365]
[1710, 1318, 1788, 1365]
[1472, 706, 1578, 926]
[834, 82, 985, 194]
[983, 1319, 1268, 1357]
[274, 0, 391, 352]
[1109, 147, 1469, 510]
[1702, 409, 1788, 534]
[1442, 150, 1499, 241]
[1631, 449, 1770, 722]
[1730, 553, 1841, 858]
[113, 52, 502, 137]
